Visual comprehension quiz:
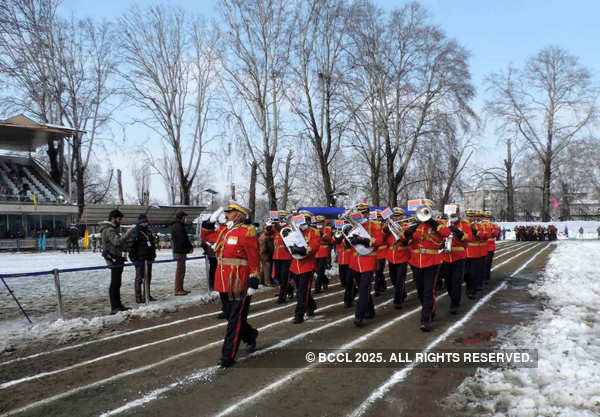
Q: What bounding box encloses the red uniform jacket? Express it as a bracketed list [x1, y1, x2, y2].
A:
[440, 219, 473, 263]
[466, 223, 485, 259]
[289, 227, 321, 275]
[486, 222, 499, 252]
[346, 220, 385, 273]
[384, 229, 410, 264]
[408, 222, 451, 269]
[336, 242, 352, 265]
[265, 226, 292, 261]
[478, 223, 491, 257]
[201, 223, 260, 297]
[316, 225, 332, 258]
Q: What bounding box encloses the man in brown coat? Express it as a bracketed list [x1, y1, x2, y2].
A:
[258, 227, 274, 286]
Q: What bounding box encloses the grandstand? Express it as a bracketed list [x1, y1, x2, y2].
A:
[0, 115, 79, 249]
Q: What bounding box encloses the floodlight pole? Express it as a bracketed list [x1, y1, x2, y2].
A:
[67, 136, 72, 203]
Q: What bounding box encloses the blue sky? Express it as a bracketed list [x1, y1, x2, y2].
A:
[59, 0, 600, 203]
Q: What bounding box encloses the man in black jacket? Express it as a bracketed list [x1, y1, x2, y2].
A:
[172, 210, 193, 295]
[100, 210, 134, 314]
[130, 214, 157, 303]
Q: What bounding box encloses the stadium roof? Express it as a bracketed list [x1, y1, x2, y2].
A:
[0, 115, 84, 152]
[80, 204, 207, 226]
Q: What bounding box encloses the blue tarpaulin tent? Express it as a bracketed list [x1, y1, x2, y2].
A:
[297, 206, 414, 218]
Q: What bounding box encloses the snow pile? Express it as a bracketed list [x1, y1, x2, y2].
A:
[449, 241, 600, 416]
[0, 250, 219, 354]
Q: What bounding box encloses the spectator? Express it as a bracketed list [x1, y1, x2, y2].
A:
[129, 214, 157, 303]
[258, 226, 274, 287]
[100, 209, 134, 314]
[564, 226, 569, 238]
[597, 226, 600, 239]
[171, 210, 193, 295]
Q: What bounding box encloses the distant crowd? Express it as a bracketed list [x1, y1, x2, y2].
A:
[514, 225, 558, 241]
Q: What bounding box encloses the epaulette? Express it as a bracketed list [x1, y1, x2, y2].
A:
[243, 224, 257, 238]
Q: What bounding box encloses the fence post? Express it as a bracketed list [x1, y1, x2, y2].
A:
[1, 277, 32, 324]
[144, 261, 150, 305]
[52, 268, 64, 320]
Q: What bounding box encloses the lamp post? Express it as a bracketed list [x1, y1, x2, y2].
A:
[204, 188, 218, 209]
[329, 191, 348, 207]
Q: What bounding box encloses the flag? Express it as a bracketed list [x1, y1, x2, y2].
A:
[380, 207, 393, 219]
[350, 212, 363, 222]
[292, 214, 305, 226]
[553, 198, 559, 208]
[33, 192, 38, 210]
[368, 210, 377, 220]
[269, 210, 279, 219]
[407, 199, 421, 212]
[334, 219, 344, 229]
[84, 229, 89, 248]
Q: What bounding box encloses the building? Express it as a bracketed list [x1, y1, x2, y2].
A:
[0, 115, 79, 249]
[463, 188, 506, 218]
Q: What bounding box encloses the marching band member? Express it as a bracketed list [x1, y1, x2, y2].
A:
[439, 205, 473, 314]
[405, 199, 451, 332]
[374, 210, 388, 296]
[201, 201, 260, 368]
[482, 211, 499, 288]
[464, 210, 486, 299]
[314, 215, 332, 293]
[345, 203, 384, 328]
[265, 211, 295, 304]
[476, 211, 491, 292]
[383, 208, 410, 309]
[333, 220, 354, 307]
[288, 211, 321, 324]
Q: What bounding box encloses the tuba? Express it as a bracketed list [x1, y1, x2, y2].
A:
[279, 215, 308, 259]
[342, 211, 374, 256]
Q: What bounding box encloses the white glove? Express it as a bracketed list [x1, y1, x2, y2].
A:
[247, 287, 257, 296]
[210, 207, 225, 223]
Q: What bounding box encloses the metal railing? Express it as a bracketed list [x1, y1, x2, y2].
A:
[0, 255, 208, 324]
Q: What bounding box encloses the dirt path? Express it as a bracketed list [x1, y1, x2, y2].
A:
[0, 241, 552, 417]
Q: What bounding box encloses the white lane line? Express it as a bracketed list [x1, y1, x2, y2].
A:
[7, 240, 530, 390]
[348, 243, 551, 417]
[209, 243, 544, 417]
[0, 275, 350, 367]
[0, 274, 404, 390]
[96, 243, 537, 417]
[1, 292, 401, 417]
[2, 242, 523, 368]
[2, 244, 533, 416]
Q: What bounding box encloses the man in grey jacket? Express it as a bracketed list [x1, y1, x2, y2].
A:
[100, 209, 134, 314]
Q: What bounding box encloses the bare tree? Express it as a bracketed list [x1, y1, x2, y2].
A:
[119, 6, 217, 205]
[131, 159, 151, 205]
[486, 46, 598, 221]
[218, 0, 292, 210]
[287, 0, 349, 206]
[0, 0, 66, 183]
[347, 1, 475, 207]
[0, 0, 117, 218]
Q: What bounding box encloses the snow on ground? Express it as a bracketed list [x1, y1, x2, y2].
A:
[0, 250, 219, 354]
[447, 241, 600, 417]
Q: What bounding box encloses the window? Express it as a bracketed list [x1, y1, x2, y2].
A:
[8, 214, 23, 236]
[25, 215, 41, 237]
